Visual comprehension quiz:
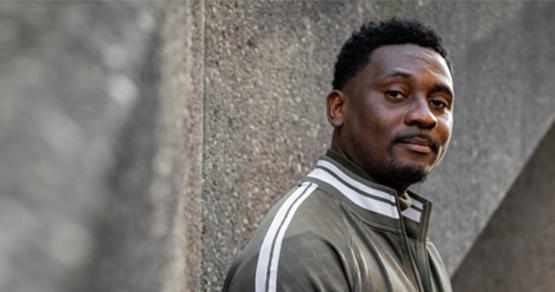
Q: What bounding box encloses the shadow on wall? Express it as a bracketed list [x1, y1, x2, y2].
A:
[452, 121, 555, 291]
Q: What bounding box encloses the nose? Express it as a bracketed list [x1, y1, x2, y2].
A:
[404, 97, 438, 129]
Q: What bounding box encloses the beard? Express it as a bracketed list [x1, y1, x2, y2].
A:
[384, 133, 439, 186]
[387, 158, 429, 186]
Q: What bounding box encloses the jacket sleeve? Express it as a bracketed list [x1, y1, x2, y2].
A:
[224, 231, 351, 292]
[275, 232, 351, 292]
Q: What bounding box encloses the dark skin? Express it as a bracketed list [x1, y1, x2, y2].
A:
[327, 44, 454, 196]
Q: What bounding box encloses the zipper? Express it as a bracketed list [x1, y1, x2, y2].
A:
[396, 199, 425, 292]
[415, 202, 433, 292]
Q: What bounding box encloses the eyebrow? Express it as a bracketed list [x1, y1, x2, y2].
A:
[383, 71, 454, 98]
[431, 83, 454, 99]
[384, 71, 413, 80]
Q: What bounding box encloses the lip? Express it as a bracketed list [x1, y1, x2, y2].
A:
[398, 137, 435, 154]
[400, 142, 433, 154]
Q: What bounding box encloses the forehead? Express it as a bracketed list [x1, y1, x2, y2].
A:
[367, 44, 453, 87]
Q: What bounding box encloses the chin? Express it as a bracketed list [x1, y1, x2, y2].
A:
[387, 159, 430, 186]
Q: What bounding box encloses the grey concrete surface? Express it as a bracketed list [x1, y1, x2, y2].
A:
[202, 1, 555, 290]
[159, 0, 205, 291]
[202, 2, 356, 289]
[451, 122, 555, 292]
[0, 2, 175, 292]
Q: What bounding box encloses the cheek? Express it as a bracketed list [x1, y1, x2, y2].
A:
[437, 117, 453, 145]
[351, 100, 397, 149]
[360, 122, 394, 156]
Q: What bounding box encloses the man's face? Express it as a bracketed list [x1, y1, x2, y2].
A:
[337, 44, 454, 189]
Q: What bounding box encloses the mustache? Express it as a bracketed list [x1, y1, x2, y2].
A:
[392, 133, 440, 153]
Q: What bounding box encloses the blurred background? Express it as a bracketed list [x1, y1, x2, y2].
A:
[1, 1, 555, 291]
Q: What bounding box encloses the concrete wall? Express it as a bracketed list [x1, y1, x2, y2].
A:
[2, 1, 555, 292]
[200, 1, 555, 290]
[0, 2, 183, 292]
[452, 122, 555, 292]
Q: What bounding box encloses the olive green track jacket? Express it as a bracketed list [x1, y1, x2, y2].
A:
[223, 150, 452, 292]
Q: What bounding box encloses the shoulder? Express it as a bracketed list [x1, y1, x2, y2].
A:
[258, 181, 348, 244]
[273, 231, 352, 291]
[224, 182, 353, 292]
[224, 231, 352, 292]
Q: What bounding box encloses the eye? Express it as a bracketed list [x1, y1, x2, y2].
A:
[385, 90, 406, 100]
[429, 98, 449, 110]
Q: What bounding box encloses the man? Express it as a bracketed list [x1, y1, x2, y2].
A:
[223, 18, 454, 292]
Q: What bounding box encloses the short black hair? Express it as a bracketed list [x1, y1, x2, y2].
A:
[332, 18, 451, 90]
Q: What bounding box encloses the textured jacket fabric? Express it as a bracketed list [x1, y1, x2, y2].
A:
[223, 150, 452, 292]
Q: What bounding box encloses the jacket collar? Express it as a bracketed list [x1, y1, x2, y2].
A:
[305, 149, 432, 239]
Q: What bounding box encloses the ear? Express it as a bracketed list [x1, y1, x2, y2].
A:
[326, 90, 347, 128]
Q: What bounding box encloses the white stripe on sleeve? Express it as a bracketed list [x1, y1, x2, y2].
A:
[267, 183, 317, 292]
[255, 182, 317, 292]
